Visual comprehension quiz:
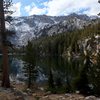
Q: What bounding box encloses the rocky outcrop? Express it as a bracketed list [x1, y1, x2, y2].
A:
[0, 84, 100, 100]
[7, 14, 97, 46]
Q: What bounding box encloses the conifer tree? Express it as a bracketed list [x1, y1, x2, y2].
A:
[0, 0, 13, 88]
[23, 41, 37, 88]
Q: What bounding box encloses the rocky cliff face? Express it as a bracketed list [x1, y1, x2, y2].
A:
[7, 13, 97, 46]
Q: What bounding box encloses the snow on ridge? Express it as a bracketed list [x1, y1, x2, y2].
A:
[8, 14, 95, 46]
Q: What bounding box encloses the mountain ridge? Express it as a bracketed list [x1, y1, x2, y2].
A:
[7, 13, 98, 46]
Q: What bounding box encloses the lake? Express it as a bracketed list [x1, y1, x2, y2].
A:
[0, 55, 100, 95]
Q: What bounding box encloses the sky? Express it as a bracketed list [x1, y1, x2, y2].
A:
[11, 0, 100, 17]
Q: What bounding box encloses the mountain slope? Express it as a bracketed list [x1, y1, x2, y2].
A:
[7, 14, 97, 46]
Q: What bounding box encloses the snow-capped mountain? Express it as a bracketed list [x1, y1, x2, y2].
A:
[8, 13, 97, 46]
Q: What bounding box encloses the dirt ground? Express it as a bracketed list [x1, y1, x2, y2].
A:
[0, 83, 99, 100]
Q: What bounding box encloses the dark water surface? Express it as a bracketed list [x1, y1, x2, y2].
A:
[0, 55, 100, 95]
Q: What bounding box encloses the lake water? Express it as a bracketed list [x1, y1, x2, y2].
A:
[0, 55, 100, 95]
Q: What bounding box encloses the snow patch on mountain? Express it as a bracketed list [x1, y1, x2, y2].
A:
[8, 14, 97, 46]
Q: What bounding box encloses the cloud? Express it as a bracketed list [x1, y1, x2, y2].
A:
[24, 3, 46, 15]
[11, 2, 21, 16]
[25, 5, 31, 12]
[44, 0, 100, 16]
[44, 0, 71, 16]
[24, 0, 100, 16]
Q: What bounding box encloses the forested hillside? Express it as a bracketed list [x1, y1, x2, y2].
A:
[26, 21, 100, 59]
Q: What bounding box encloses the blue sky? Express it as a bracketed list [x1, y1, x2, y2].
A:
[12, 0, 100, 17]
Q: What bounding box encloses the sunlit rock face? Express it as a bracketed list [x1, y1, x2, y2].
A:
[7, 13, 97, 46]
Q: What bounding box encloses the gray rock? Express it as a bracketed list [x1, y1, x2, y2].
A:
[7, 14, 97, 46]
[85, 96, 97, 100]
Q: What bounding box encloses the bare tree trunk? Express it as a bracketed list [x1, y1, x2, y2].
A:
[0, 0, 10, 88]
[1, 46, 10, 88]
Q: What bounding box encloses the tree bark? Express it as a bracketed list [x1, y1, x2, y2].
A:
[0, 0, 10, 88]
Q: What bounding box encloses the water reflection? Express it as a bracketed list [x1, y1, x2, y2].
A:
[0, 56, 25, 82]
[0, 55, 100, 95]
[32, 56, 85, 93]
[9, 57, 25, 82]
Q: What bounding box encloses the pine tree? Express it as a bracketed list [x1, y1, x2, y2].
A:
[23, 41, 37, 88]
[48, 69, 55, 89]
[0, 0, 13, 88]
[75, 56, 91, 95]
